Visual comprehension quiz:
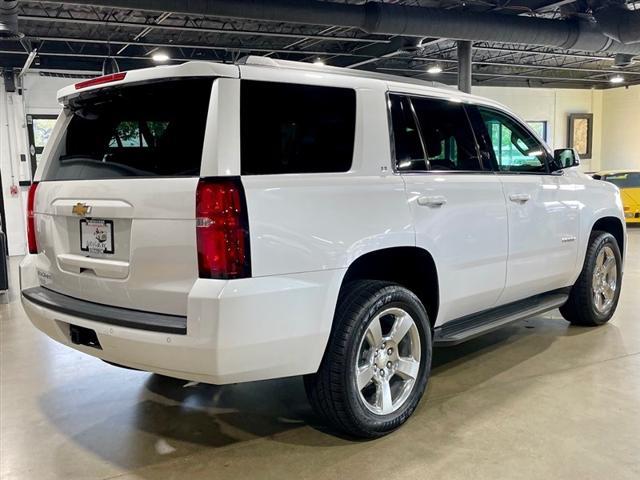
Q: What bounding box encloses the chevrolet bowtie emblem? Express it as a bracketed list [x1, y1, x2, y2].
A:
[72, 203, 91, 217]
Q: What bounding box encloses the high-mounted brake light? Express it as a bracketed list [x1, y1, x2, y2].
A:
[26, 182, 39, 254]
[196, 178, 251, 279]
[74, 72, 127, 90]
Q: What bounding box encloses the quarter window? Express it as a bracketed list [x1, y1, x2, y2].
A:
[476, 107, 549, 173]
[240, 81, 355, 175]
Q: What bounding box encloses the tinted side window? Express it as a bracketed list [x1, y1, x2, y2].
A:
[411, 97, 485, 171]
[389, 94, 426, 171]
[475, 107, 550, 173]
[240, 81, 355, 175]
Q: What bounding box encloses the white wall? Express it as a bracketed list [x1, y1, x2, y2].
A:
[599, 85, 640, 171]
[1, 71, 72, 255]
[1, 80, 30, 256]
[473, 86, 604, 172]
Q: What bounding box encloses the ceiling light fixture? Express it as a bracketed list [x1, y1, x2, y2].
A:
[313, 58, 325, 66]
[152, 52, 170, 63]
[427, 65, 443, 74]
[610, 75, 624, 84]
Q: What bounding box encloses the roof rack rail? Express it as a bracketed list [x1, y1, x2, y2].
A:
[237, 55, 457, 91]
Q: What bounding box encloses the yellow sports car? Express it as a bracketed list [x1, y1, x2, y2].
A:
[594, 170, 640, 223]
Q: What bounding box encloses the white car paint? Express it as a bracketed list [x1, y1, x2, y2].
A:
[20, 57, 626, 384]
[403, 173, 509, 323]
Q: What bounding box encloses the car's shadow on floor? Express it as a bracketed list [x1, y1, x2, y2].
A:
[37, 311, 619, 473]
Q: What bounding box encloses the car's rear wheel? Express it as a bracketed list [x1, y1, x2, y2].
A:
[304, 280, 432, 438]
[560, 231, 622, 326]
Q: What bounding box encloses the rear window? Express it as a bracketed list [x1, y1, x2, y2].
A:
[240, 80, 355, 175]
[43, 78, 213, 180]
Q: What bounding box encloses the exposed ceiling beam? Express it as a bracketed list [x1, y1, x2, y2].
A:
[0, 48, 210, 62]
[409, 57, 640, 75]
[45, 0, 640, 55]
[3, 50, 633, 87]
[20, 35, 375, 58]
[378, 67, 612, 83]
[341, 38, 444, 69]
[528, 0, 579, 13]
[266, 25, 351, 58]
[116, 11, 172, 55]
[471, 45, 617, 61]
[17, 14, 390, 44]
[7, 35, 637, 80]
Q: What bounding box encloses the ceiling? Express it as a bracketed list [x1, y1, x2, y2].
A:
[1, 0, 640, 89]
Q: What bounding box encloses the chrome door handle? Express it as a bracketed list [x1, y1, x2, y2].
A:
[509, 193, 531, 203]
[417, 195, 447, 207]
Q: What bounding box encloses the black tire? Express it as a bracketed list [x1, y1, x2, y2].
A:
[304, 280, 432, 438]
[560, 231, 622, 326]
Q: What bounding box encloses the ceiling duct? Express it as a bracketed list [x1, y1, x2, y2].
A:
[594, 6, 640, 45]
[56, 0, 640, 56]
[614, 53, 635, 67]
[396, 38, 426, 54]
[102, 56, 120, 74]
[0, 1, 23, 39]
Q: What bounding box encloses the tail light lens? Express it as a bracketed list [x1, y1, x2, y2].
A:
[26, 182, 39, 254]
[196, 178, 251, 279]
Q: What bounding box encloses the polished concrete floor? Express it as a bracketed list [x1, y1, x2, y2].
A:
[2, 229, 639, 480]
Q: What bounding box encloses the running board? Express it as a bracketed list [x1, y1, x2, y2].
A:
[433, 290, 569, 347]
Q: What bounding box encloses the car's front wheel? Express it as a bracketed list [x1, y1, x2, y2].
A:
[560, 230, 622, 326]
[304, 280, 432, 438]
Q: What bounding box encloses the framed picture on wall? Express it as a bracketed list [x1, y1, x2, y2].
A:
[567, 113, 593, 160]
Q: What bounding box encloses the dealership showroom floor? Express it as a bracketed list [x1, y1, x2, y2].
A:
[0, 232, 639, 479]
[2, 1, 640, 480]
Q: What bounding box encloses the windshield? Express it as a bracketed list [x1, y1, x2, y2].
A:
[43, 78, 213, 181]
[603, 173, 640, 189]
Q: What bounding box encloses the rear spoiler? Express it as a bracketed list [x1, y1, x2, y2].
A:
[57, 61, 239, 104]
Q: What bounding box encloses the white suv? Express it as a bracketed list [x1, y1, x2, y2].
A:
[20, 57, 626, 438]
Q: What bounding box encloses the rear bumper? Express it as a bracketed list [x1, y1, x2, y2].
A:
[22, 286, 187, 334]
[20, 255, 343, 384]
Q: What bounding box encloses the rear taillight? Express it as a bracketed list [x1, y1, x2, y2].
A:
[196, 178, 251, 279]
[26, 182, 39, 254]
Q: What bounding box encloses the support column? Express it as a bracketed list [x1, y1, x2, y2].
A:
[457, 40, 472, 94]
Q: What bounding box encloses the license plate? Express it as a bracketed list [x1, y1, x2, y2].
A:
[80, 219, 114, 254]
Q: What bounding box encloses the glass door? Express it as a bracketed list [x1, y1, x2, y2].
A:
[26, 114, 58, 180]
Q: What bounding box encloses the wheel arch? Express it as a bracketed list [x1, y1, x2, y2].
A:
[591, 216, 625, 259]
[338, 246, 439, 327]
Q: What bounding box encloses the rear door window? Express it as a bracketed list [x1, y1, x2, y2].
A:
[240, 80, 356, 175]
[43, 78, 214, 180]
[410, 97, 486, 171]
[389, 94, 426, 171]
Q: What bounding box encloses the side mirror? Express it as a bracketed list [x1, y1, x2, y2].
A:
[553, 148, 580, 171]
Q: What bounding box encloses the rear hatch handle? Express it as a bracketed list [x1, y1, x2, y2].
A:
[57, 253, 129, 279]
